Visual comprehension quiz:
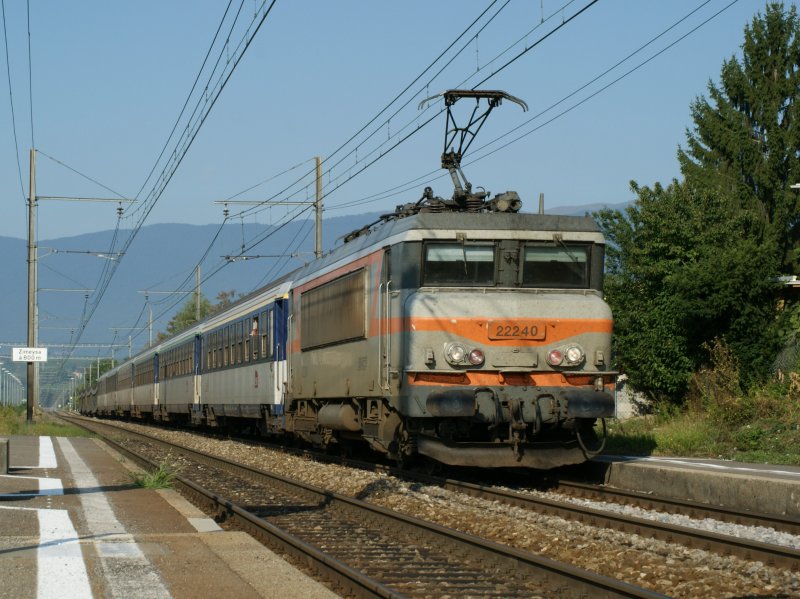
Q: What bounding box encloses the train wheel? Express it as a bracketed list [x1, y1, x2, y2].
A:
[393, 422, 416, 469]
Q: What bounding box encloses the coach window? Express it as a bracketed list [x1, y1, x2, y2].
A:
[244, 318, 251, 362]
[423, 243, 495, 286]
[521, 245, 589, 289]
[261, 311, 272, 359]
[212, 333, 217, 369]
[268, 310, 274, 359]
[236, 321, 242, 364]
[250, 315, 261, 361]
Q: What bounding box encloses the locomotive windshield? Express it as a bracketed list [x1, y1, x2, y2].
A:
[521, 245, 588, 288]
[421, 240, 595, 289]
[423, 243, 495, 285]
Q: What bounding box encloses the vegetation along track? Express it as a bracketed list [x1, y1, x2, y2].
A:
[61, 415, 800, 596]
[63, 415, 660, 598]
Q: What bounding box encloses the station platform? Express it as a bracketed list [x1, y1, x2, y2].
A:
[583, 454, 800, 519]
[0, 435, 339, 599]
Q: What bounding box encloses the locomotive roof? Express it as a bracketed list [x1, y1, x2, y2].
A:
[321, 210, 600, 262]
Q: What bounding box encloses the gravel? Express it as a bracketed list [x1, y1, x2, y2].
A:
[103, 420, 800, 598]
[506, 486, 800, 550]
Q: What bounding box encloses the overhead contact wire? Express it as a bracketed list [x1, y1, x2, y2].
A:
[1, 0, 26, 202]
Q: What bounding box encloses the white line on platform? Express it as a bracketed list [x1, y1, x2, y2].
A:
[0, 473, 63, 497]
[56, 438, 171, 598]
[17, 436, 59, 469]
[37, 508, 93, 599]
[38, 436, 57, 469]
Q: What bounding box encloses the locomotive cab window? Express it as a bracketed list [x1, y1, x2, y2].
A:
[522, 245, 589, 288]
[423, 243, 495, 286]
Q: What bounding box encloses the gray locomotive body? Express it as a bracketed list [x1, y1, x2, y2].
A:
[279, 210, 615, 468]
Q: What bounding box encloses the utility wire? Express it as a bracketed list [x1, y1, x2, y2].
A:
[465, 0, 740, 167]
[472, 0, 599, 88]
[149, 0, 590, 343]
[234, 0, 589, 224]
[53, 1, 279, 373]
[126, 1, 513, 347]
[230, 0, 513, 222]
[126, 204, 313, 345]
[1, 0, 26, 202]
[133, 0, 235, 202]
[327, 0, 729, 213]
[317, 0, 600, 206]
[320, 0, 594, 196]
[38, 150, 130, 199]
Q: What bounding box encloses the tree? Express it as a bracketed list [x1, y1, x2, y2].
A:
[679, 2, 800, 272]
[211, 289, 241, 314]
[157, 290, 244, 341]
[160, 292, 213, 339]
[596, 4, 800, 401]
[596, 180, 781, 402]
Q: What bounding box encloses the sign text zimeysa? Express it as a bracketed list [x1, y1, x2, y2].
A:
[12, 347, 48, 362]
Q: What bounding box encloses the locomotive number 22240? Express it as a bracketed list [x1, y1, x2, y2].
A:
[487, 320, 546, 340]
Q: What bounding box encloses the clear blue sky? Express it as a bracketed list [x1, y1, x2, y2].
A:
[0, 0, 782, 241]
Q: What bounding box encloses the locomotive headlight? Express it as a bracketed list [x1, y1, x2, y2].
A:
[445, 343, 467, 365]
[564, 345, 584, 365]
[467, 348, 485, 366]
[546, 349, 563, 366]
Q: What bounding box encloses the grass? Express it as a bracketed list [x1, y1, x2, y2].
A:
[602, 385, 800, 465]
[0, 405, 93, 438]
[602, 340, 800, 466]
[130, 459, 178, 489]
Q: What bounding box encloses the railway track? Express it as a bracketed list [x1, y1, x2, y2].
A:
[409, 472, 800, 572]
[64, 415, 662, 598]
[61, 414, 800, 574]
[551, 477, 800, 536]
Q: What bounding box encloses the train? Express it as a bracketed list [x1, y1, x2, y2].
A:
[80, 90, 617, 469]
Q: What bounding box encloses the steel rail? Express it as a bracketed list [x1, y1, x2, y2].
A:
[425, 475, 800, 572]
[63, 414, 663, 598]
[553, 478, 800, 536]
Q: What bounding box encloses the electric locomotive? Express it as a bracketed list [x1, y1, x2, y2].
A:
[88, 90, 616, 469]
[279, 90, 615, 468]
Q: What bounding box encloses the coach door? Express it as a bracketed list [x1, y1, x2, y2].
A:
[153, 353, 159, 406]
[193, 335, 202, 405]
[380, 247, 402, 395]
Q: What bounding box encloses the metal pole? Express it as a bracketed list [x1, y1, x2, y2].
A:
[148, 306, 153, 346]
[315, 156, 323, 259]
[195, 265, 201, 322]
[26, 148, 37, 422]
